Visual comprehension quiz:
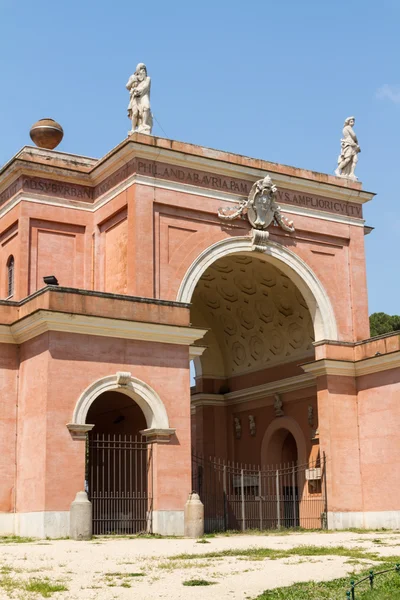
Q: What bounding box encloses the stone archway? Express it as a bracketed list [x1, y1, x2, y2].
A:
[67, 371, 174, 443]
[176, 236, 338, 342]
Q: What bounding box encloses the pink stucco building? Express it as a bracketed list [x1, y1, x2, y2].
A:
[0, 133, 399, 537]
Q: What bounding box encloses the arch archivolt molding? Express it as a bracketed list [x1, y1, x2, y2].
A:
[67, 372, 175, 443]
[176, 236, 338, 342]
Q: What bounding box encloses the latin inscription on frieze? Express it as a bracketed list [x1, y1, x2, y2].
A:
[0, 157, 363, 219]
[22, 177, 94, 201]
[277, 189, 362, 218]
[136, 159, 250, 195]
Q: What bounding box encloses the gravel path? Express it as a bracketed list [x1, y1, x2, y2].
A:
[0, 531, 399, 599]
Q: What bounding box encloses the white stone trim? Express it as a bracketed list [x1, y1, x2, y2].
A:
[66, 423, 94, 441]
[328, 511, 400, 530]
[151, 510, 184, 536]
[225, 373, 316, 404]
[177, 237, 338, 342]
[0, 511, 70, 538]
[279, 203, 364, 227]
[191, 373, 316, 409]
[0, 325, 15, 344]
[189, 346, 207, 360]
[71, 372, 170, 431]
[1, 176, 366, 229]
[140, 428, 176, 443]
[0, 513, 15, 535]
[302, 352, 400, 377]
[123, 142, 374, 204]
[2, 310, 207, 346]
[302, 359, 355, 377]
[191, 394, 226, 409]
[356, 351, 400, 376]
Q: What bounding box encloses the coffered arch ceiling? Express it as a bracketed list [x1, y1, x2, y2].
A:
[191, 255, 314, 378]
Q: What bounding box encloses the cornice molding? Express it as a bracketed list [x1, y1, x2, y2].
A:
[2, 310, 207, 346]
[191, 373, 316, 409]
[301, 352, 400, 377]
[189, 346, 207, 359]
[0, 324, 15, 344]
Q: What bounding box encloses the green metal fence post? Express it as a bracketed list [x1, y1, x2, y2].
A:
[369, 570, 374, 589]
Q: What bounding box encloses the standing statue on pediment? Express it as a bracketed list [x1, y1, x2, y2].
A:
[335, 116, 361, 181]
[126, 63, 153, 135]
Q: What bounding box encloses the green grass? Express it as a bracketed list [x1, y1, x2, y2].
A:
[253, 563, 400, 599]
[201, 527, 394, 537]
[24, 579, 68, 597]
[168, 545, 388, 562]
[105, 571, 145, 577]
[182, 579, 217, 586]
[0, 573, 67, 597]
[0, 535, 35, 544]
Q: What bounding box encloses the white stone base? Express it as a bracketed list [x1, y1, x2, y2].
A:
[152, 510, 184, 536]
[0, 512, 70, 538]
[328, 510, 400, 530]
[0, 513, 15, 535]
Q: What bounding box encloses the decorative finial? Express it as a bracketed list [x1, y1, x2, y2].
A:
[334, 116, 361, 180]
[29, 118, 64, 150]
[126, 63, 153, 135]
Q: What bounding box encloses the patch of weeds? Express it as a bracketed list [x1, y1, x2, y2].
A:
[105, 572, 145, 577]
[121, 581, 131, 588]
[169, 545, 385, 562]
[85, 585, 101, 589]
[24, 578, 68, 597]
[197, 538, 210, 544]
[182, 578, 217, 586]
[0, 535, 35, 544]
[0, 575, 19, 594]
[158, 560, 212, 571]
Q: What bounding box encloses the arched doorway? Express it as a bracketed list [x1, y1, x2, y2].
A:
[185, 247, 328, 531]
[86, 391, 151, 535]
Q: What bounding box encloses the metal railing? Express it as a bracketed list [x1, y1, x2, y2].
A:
[192, 453, 327, 533]
[87, 433, 153, 535]
[346, 565, 400, 598]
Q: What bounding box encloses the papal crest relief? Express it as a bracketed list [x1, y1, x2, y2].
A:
[218, 175, 295, 251]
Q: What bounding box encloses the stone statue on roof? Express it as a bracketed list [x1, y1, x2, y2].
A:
[335, 116, 360, 181]
[126, 63, 153, 135]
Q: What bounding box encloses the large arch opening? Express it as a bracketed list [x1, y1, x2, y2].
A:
[185, 241, 328, 531]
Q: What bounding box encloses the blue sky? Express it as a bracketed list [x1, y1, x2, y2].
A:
[1, 0, 398, 315]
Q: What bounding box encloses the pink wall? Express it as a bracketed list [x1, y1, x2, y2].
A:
[2, 328, 192, 514]
[0, 344, 18, 512]
[357, 368, 400, 512]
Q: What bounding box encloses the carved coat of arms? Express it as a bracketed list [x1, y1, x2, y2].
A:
[218, 175, 294, 250]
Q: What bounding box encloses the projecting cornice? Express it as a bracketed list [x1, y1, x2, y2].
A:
[301, 352, 400, 378]
[0, 134, 374, 221]
[190, 373, 316, 410]
[0, 310, 207, 347]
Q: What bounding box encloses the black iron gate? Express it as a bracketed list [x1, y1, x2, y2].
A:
[192, 454, 327, 533]
[87, 433, 153, 535]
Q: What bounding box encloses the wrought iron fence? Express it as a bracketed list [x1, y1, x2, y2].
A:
[346, 565, 400, 598]
[87, 433, 153, 535]
[192, 453, 327, 533]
